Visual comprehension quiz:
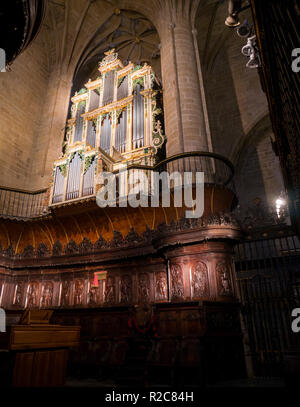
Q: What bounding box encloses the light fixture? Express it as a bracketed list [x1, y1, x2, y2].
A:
[237, 19, 251, 37]
[225, 0, 242, 27]
[275, 197, 286, 218]
[225, 1, 251, 28]
[241, 35, 261, 69]
[225, 14, 241, 27]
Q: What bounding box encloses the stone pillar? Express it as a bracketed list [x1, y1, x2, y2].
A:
[159, 12, 208, 156]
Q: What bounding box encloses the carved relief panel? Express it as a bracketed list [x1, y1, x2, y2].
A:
[60, 280, 71, 306]
[120, 274, 132, 304]
[170, 264, 184, 300]
[13, 283, 23, 306]
[104, 275, 115, 304]
[155, 271, 168, 301]
[216, 261, 233, 297]
[191, 261, 209, 299]
[138, 273, 150, 303]
[74, 279, 85, 306]
[88, 278, 100, 305]
[26, 281, 39, 308]
[40, 281, 54, 307]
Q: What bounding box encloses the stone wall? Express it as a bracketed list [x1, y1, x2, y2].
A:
[0, 28, 50, 190]
[235, 128, 285, 208]
[195, 2, 269, 160]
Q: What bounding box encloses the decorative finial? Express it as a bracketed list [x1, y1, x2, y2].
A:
[104, 49, 116, 56]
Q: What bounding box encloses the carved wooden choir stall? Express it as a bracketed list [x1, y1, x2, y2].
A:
[0, 310, 80, 387]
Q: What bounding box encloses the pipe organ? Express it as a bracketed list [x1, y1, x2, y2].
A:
[50, 49, 165, 206]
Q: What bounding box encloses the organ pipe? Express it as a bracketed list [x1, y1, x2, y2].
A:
[133, 84, 145, 149]
[100, 116, 112, 154]
[82, 158, 95, 196]
[66, 153, 82, 200]
[52, 167, 65, 203]
[116, 109, 127, 153]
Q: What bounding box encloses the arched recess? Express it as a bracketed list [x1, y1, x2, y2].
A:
[37, 2, 163, 186]
[234, 115, 285, 210]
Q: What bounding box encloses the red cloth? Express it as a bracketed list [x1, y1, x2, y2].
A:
[93, 273, 99, 287]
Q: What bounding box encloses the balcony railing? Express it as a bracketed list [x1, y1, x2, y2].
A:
[113, 151, 235, 191]
[0, 187, 48, 220]
[0, 152, 235, 219]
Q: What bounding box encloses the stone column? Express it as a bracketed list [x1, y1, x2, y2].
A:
[158, 4, 209, 156]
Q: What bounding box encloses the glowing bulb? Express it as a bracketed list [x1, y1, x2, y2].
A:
[276, 198, 285, 207]
[275, 197, 286, 218]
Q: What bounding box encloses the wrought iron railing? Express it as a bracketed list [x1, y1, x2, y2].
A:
[235, 229, 300, 377]
[114, 151, 235, 192]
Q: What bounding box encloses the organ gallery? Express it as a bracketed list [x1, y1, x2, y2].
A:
[0, 0, 299, 390]
[51, 50, 165, 206]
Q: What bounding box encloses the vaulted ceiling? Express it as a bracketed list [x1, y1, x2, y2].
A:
[72, 9, 161, 92]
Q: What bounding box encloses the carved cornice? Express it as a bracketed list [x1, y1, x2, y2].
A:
[117, 63, 135, 78]
[0, 213, 241, 268]
[131, 64, 151, 79]
[71, 93, 88, 104]
[82, 95, 134, 120]
[140, 89, 154, 97]
[84, 78, 102, 90]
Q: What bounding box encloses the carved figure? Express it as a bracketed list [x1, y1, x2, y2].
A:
[155, 272, 167, 300]
[74, 279, 84, 305]
[217, 261, 232, 296]
[27, 282, 38, 307]
[138, 273, 150, 302]
[120, 274, 132, 303]
[41, 282, 53, 307]
[105, 276, 115, 303]
[171, 264, 184, 299]
[192, 262, 208, 298]
[14, 284, 22, 305]
[61, 281, 70, 306]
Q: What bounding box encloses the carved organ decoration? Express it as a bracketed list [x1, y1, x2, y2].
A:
[191, 262, 209, 299]
[138, 273, 150, 303]
[41, 282, 53, 307]
[50, 49, 165, 206]
[26, 282, 39, 308]
[171, 264, 184, 300]
[155, 271, 168, 301]
[216, 261, 233, 296]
